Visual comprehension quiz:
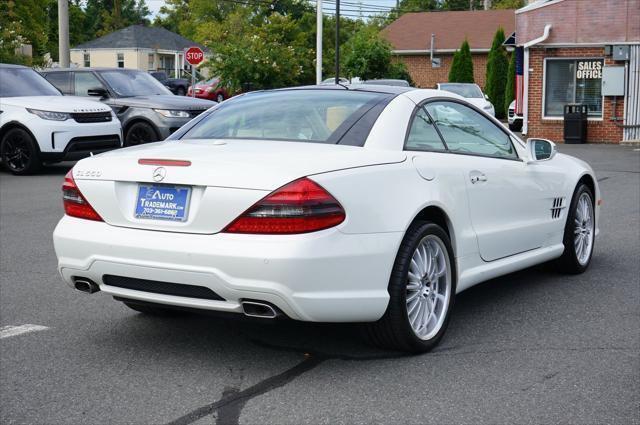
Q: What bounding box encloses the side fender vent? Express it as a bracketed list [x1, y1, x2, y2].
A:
[551, 197, 565, 219]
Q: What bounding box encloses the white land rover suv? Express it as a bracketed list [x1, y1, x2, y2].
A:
[0, 64, 122, 175]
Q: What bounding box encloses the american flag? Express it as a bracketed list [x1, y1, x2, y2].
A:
[515, 47, 524, 115]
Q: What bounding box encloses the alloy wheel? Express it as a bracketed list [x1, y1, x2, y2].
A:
[406, 235, 452, 340]
[574, 192, 594, 266]
[1, 133, 31, 172]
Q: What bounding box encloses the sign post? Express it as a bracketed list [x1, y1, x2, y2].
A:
[184, 46, 205, 98]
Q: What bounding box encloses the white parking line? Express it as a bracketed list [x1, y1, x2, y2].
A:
[0, 324, 49, 339]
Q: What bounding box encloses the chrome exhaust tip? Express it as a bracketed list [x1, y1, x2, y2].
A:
[241, 301, 279, 319]
[73, 278, 100, 294]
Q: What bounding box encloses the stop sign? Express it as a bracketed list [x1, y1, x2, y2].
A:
[185, 46, 204, 66]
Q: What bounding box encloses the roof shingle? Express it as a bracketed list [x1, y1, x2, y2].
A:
[72, 25, 206, 52]
[382, 9, 516, 52]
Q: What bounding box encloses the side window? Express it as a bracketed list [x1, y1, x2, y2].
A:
[405, 107, 446, 151]
[425, 101, 518, 160]
[74, 72, 105, 96]
[44, 72, 71, 94]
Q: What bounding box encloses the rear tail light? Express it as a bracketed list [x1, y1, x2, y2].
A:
[62, 169, 103, 221]
[224, 178, 345, 234]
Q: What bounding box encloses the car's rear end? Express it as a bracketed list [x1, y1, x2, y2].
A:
[53, 88, 407, 322]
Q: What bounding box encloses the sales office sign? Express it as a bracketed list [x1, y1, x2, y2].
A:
[576, 60, 603, 79]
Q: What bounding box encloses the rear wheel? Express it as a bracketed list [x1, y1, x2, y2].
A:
[125, 121, 159, 146]
[216, 93, 225, 103]
[122, 300, 183, 316]
[175, 87, 186, 96]
[366, 222, 455, 353]
[556, 184, 595, 274]
[0, 127, 41, 175]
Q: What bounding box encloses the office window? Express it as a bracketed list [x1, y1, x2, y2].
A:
[544, 59, 603, 117]
[83, 53, 90, 67]
[117, 53, 125, 68]
[148, 53, 154, 70]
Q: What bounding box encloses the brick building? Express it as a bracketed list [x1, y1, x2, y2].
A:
[516, 0, 640, 143]
[382, 9, 515, 89]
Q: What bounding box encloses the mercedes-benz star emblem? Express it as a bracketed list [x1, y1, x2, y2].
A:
[153, 167, 166, 182]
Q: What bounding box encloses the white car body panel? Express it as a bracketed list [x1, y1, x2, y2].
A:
[53, 89, 601, 322]
[0, 95, 122, 157]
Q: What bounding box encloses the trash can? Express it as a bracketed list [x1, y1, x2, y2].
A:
[564, 104, 588, 144]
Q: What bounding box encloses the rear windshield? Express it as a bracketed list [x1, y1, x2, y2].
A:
[180, 89, 386, 144]
[439, 84, 483, 98]
[0, 68, 61, 97]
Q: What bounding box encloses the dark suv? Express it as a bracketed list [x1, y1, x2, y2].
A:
[41, 68, 216, 146]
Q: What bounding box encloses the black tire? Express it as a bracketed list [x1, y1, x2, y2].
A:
[508, 121, 522, 132]
[365, 222, 456, 353]
[122, 300, 183, 316]
[0, 127, 41, 175]
[216, 93, 225, 103]
[556, 184, 595, 274]
[176, 87, 186, 96]
[124, 121, 159, 146]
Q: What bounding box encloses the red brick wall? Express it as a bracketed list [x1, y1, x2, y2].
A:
[398, 53, 489, 89]
[526, 47, 625, 144]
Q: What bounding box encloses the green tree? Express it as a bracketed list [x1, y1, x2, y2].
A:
[485, 27, 508, 118]
[343, 26, 410, 81]
[504, 51, 516, 117]
[491, 0, 525, 9]
[204, 10, 315, 92]
[0, 0, 49, 65]
[442, 0, 482, 10]
[448, 39, 474, 83]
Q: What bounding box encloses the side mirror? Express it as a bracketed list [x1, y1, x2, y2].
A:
[484, 94, 489, 100]
[87, 87, 108, 98]
[526, 138, 557, 162]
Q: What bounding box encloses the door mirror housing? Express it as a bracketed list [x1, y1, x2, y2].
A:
[526, 138, 557, 162]
[87, 87, 108, 98]
[484, 93, 489, 100]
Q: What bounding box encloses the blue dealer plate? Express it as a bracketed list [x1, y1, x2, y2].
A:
[134, 184, 191, 222]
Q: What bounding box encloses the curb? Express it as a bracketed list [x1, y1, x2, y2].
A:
[621, 140, 640, 147]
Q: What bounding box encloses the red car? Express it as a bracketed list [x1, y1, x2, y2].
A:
[187, 77, 230, 103]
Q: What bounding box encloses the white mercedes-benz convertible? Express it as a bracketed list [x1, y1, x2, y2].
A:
[53, 85, 600, 352]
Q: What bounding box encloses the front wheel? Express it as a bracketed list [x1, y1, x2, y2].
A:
[125, 121, 159, 146]
[175, 87, 186, 96]
[556, 184, 595, 274]
[216, 93, 225, 103]
[508, 121, 522, 132]
[0, 127, 41, 175]
[366, 222, 455, 353]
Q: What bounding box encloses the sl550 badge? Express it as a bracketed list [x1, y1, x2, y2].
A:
[74, 169, 102, 178]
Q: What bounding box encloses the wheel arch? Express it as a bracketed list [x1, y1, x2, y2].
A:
[409, 204, 457, 259]
[123, 118, 160, 140]
[0, 121, 42, 154]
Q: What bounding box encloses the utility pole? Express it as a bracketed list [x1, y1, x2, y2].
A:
[316, 0, 323, 84]
[335, 0, 340, 84]
[484, 0, 491, 9]
[58, 0, 70, 67]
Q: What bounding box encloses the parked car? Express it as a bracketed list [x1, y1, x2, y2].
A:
[187, 77, 230, 103]
[149, 71, 189, 96]
[53, 85, 600, 353]
[0, 64, 121, 175]
[41, 68, 216, 146]
[320, 77, 350, 85]
[362, 79, 411, 87]
[436, 83, 495, 117]
[508, 100, 523, 132]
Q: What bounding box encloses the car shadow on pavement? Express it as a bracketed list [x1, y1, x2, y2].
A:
[80, 262, 565, 425]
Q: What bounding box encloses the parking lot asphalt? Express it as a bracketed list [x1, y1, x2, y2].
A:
[1, 144, 639, 425]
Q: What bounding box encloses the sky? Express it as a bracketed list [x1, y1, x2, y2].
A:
[144, 0, 401, 19]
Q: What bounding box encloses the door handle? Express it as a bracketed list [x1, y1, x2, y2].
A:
[470, 173, 487, 184]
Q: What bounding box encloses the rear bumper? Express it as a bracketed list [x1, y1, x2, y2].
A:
[53, 216, 401, 322]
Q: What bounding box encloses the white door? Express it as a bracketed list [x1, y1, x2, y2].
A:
[424, 101, 551, 261]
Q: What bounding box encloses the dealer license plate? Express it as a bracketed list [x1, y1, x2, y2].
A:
[134, 184, 191, 222]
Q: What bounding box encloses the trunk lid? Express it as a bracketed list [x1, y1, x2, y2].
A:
[72, 139, 405, 234]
